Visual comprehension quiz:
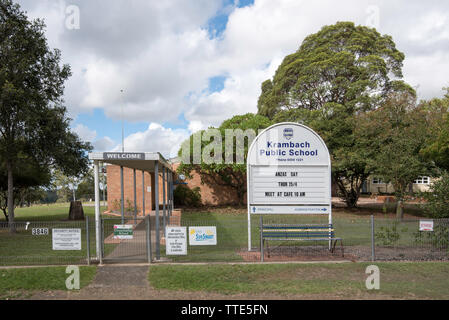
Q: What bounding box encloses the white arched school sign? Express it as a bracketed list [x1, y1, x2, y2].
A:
[247, 122, 332, 249]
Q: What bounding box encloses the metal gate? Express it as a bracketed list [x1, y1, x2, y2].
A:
[101, 216, 151, 263]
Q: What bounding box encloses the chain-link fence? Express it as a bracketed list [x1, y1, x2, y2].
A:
[369, 217, 449, 261]
[150, 214, 449, 263]
[0, 215, 448, 265]
[0, 218, 96, 266]
[100, 216, 149, 263]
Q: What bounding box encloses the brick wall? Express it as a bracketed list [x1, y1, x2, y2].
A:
[107, 163, 245, 209]
[171, 163, 245, 206]
[106, 165, 171, 214]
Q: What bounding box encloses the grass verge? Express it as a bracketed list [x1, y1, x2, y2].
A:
[0, 266, 97, 299]
[148, 262, 449, 299]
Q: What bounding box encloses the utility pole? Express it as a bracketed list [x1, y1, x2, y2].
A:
[121, 89, 124, 152]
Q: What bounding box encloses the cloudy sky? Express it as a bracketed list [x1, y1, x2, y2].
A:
[16, 0, 449, 158]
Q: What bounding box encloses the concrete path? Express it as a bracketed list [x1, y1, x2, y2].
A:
[105, 220, 148, 262]
[102, 216, 170, 263]
[29, 264, 289, 300]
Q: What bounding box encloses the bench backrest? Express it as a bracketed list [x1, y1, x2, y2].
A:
[262, 224, 334, 239]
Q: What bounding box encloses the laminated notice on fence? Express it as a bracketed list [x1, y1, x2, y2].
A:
[52, 229, 81, 250]
[189, 227, 217, 246]
[419, 220, 434, 231]
[166, 227, 187, 255]
[113, 225, 133, 240]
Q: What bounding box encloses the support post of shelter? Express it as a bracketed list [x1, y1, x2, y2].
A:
[146, 215, 152, 263]
[93, 161, 102, 265]
[169, 171, 174, 215]
[162, 166, 166, 233]
[120, 166, 124, 224]
[142, 171, 145, 216]
[155, 161, 160, 260]
[133, 168, 137, 225]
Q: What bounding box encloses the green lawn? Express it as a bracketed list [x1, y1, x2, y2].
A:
[158, 210, 445, 262]
[148, 262, 449, 299]
[0, 266, 97, 299]
[0, 202, 107, 221]
[0, 203, 121, 266]
[0, 225, 97, 266]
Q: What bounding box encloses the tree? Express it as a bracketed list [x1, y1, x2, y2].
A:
[0, 1, 92, 231]
[419, 88, 449, 171]
[257, 21, 411, 207]
[0, 153, 51, 220]
[420, 171, 449, 219]
[356, 91, 435, 219]
[76, 168, 95, 200]
[177, 113, 271, 205]
[52, 169, 79, 202]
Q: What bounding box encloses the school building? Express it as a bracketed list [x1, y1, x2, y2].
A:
[104, 158, 435, 211]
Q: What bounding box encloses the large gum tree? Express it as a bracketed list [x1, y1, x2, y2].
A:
[257, 21, 412, 208]
[0, 0, 92, 232]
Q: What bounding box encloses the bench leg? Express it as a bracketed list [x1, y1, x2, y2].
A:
[331, 239, 338, 253]
[266, 240, 270, 258]
[340, 239, 344, 257]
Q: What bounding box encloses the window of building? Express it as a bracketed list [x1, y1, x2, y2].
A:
[414, 176, 430, 184]
[372, 177, 384, 184]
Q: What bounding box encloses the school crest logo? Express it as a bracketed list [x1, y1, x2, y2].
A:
[283, 128, 294, 140]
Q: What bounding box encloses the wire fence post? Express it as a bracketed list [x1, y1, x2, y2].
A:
[260, 216, 264, 263]
[101, 218, 105, 261]
[371, 215, 375, 262]
[86, 217, 90, 265]
[146, 215, 152, 263]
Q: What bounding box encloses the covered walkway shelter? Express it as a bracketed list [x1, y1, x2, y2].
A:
[89, 152, 175, 264]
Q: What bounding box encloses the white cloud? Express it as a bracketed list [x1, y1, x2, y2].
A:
[72, 124, 97, 142]
[17, 0, 449, 137]
[93, 136, 116, 152]
[114, 123, 190, 159]
[185, 57, 282, 127]
[188, 120, 207, 133]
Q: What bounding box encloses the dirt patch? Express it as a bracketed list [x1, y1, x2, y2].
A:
[25, 287, 389, 300]
[237, 246, 356, 262]
[345, 245, 449, 261]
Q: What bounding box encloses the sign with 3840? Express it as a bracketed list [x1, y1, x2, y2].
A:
[32, 228, 49, 235]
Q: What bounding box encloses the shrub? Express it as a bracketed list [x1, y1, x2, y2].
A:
[111, 198, 138, 213]
[414, 224, 449, 249]
[375, 221, 401, 246]
[174, 185, 202, 207]
[420, 172, 449, 218]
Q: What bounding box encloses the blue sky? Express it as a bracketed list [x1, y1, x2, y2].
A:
[17, 0, 449, 158]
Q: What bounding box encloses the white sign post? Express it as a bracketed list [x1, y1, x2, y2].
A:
[247, 122, 332, 250]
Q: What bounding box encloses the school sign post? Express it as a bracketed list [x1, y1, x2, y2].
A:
[246, 122, 332, 250]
